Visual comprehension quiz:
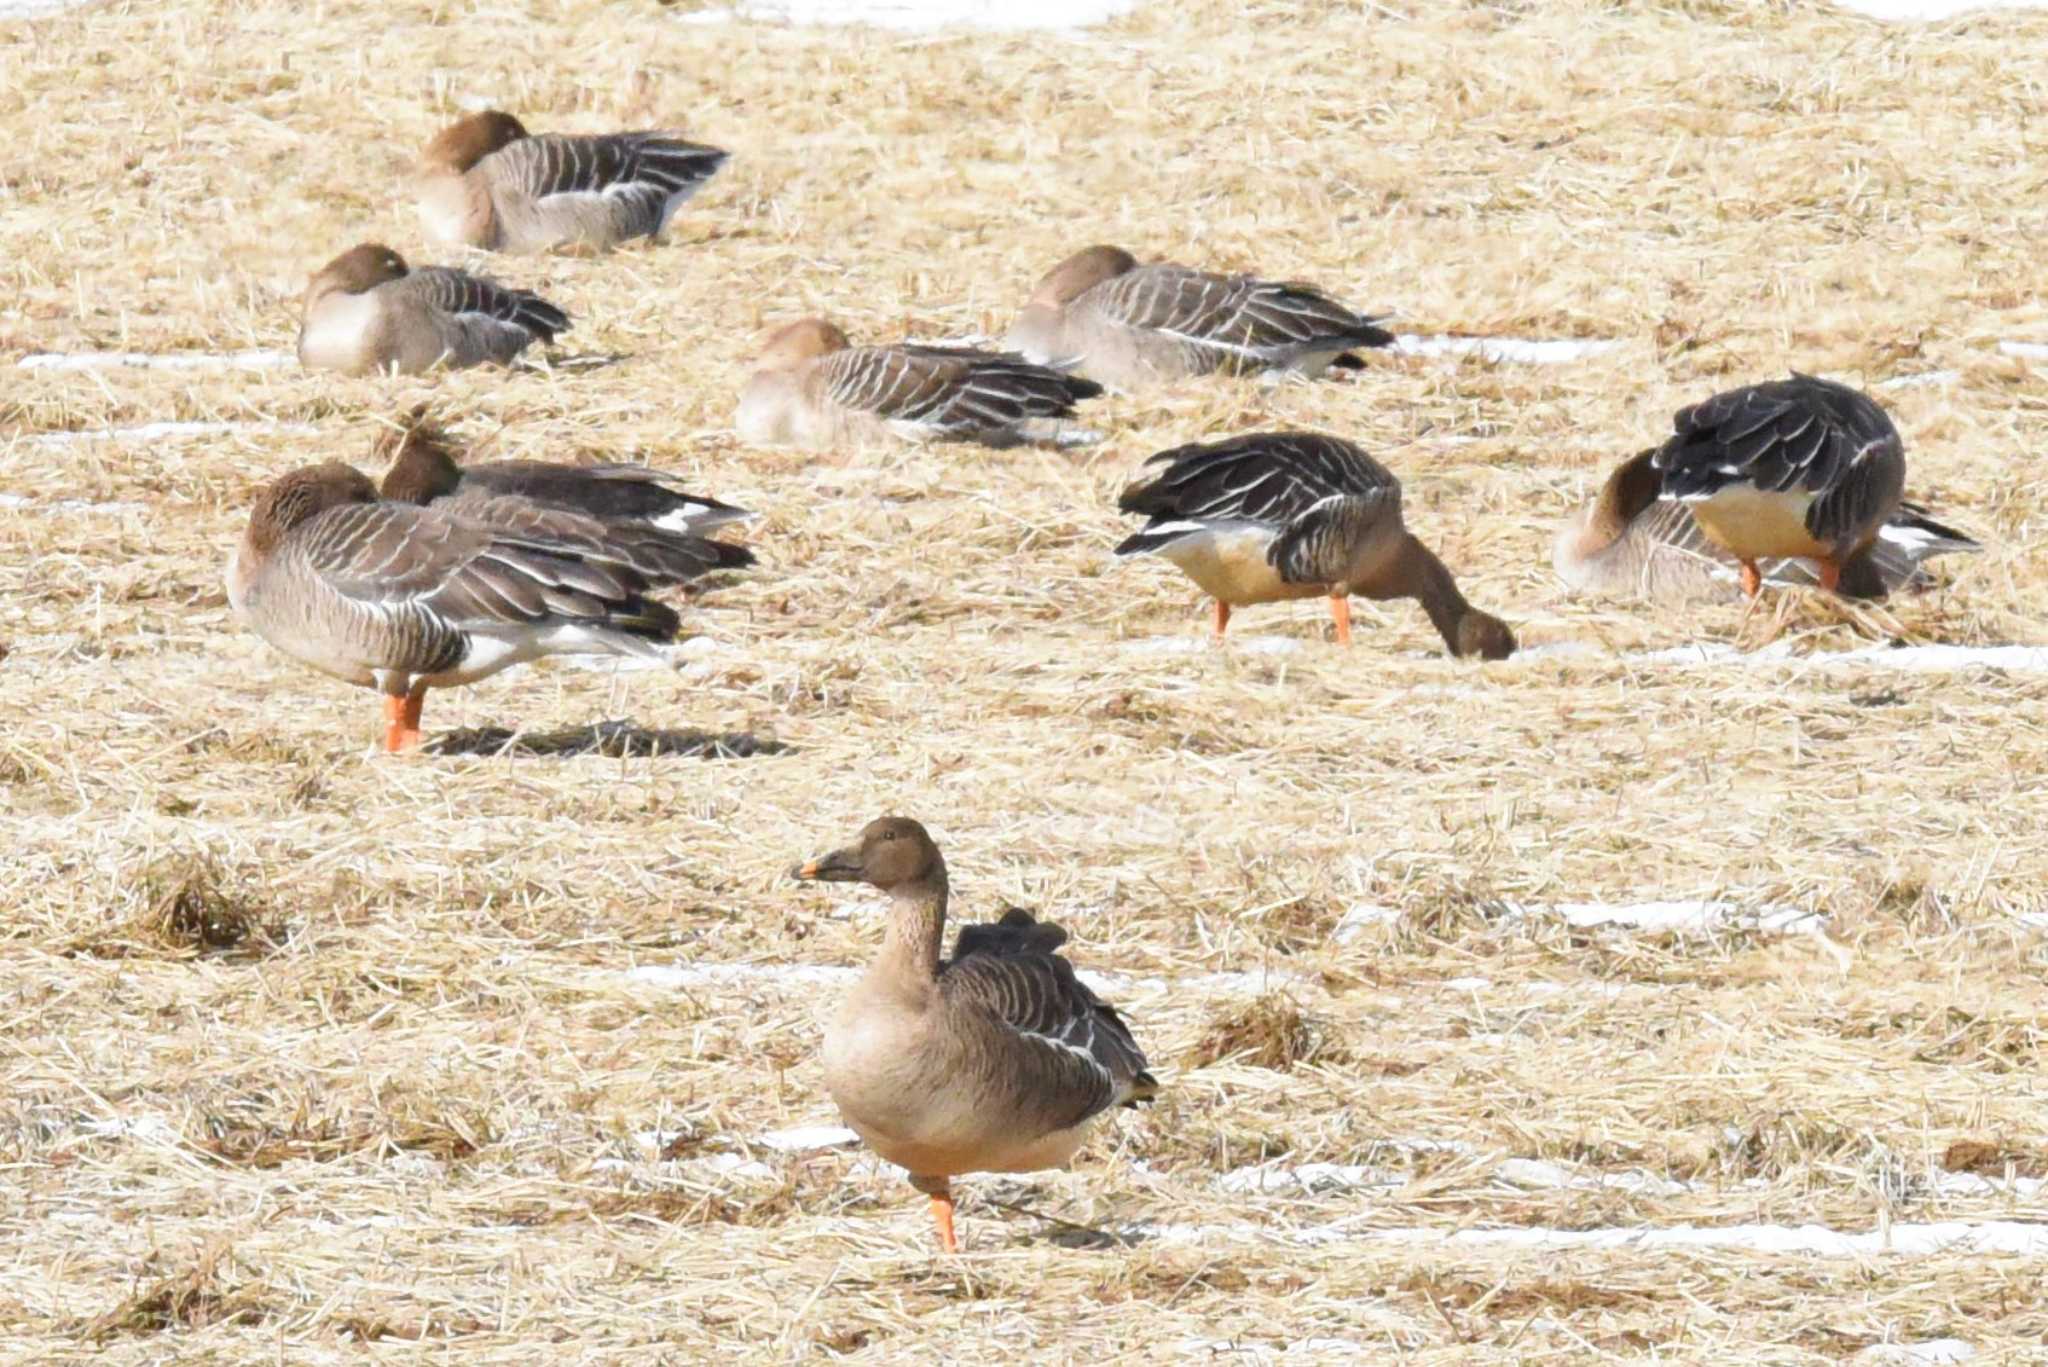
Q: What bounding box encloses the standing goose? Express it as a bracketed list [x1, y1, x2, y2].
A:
[737, 318, 1105, 451]
[1650, 374, 1909, 597]
[1115, 432, 1516, 658]
[1005, 245, 1394, 389]
[415, 110, 729, 254]
[376, 407, 757, 551]
[296, 244, 569, 376]
[792, 817, 1157, 1253]
[226, 462, 713, 752]
[1554, 447, 1981, 603]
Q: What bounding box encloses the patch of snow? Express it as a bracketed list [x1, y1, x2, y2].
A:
[0, 494, 149, 515]
[1532, 900, 1824, 937]
[1217, 1162, 1404, 1196]
[1552, 641, 2048, 675]
[757, 1124, 860, 1153]
[1392, 334, 1622, 365]
[1842, 0, 2048, 19]
[1875, 370, 1960, 391]
[1119, 634, 1306, 658]
[1493, 1157, 1691, 1197]
[1331, 903, 1399, 943]
[1184, 1339, 1369, 1360]
[1854, 1342, 1978, 1366]
[677, 0, 1136, 31]
[1443, 976, 1493, 992]
[1928, 1170, 2047, 1199]
[16, 349, 294, 372]
[1135, 1217, 2048, 1257]
[1998, 340, 2048, 360]
[0, 0, 93, 17]
[22, 420, 313, 447]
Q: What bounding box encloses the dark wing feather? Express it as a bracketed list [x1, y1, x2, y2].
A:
[446, 494, 755, 584]
[941, 909, 1157, 1122]
[451, 462, 755, 538]
[1093, 265, 1391, 367]
[1118, 432, 1399, 530]
[507, 132, 728, 208]
[297, 501, 677, 638]
[826, 345, 1099, 434]
[1653, 375, 1903, 545]
[407, 267, 570, 343]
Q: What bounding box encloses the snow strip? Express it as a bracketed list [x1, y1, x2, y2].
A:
[1526, 640, 2048, 674]
[17, 349, 293, 372]
[21, 420, 314, 447]
[757, 1124, 861, 1152]
[0, 493, 149, 515]
[1839, 0, 2048, 18]
[0, 0, 91, 16]
[1119, 634, 1306, 658]
[1854, 1343, 1977, 1366]
[677, 0, 1135, 30]
[1997, 340, 2048, 360]
[1391, 334, 1622, 365]
[1338, 900, 1821, 941]
[1135, 1217, 2048, 1257]
[1875, 369, 1960, 390]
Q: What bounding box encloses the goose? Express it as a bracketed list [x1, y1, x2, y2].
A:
[792, 817, 1156, 1253]
[296, 244, 568, 375]
[1115, 432, 1516, 658]
[736, 318, 1104, 450]
[1005, 245, 1393, 389]
[1554, 446, 1981, 602]
[1650, 374, 1910, 597]
[376, 407, 757, 551]
[226, 462, 717, 751]
[415, 110, 728, 254]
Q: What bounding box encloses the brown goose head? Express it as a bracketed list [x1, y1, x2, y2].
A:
[794, 817, 942, 892]
[376, 405, 464, 504]
[306, 243, 408, 306]
[1454, 610, 1517, 661]
[419, 110, 530, 174]
[753, 317, 851, 371]
[243, 462, 378, 561]
[1028, 245, 1139, 306]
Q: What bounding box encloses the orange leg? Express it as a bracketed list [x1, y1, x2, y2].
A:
[1211, 599, 1231, 640]
[1328, 595, 1353, 646]
[382, 690, 426, 753]
[1816, 558, 1842, 594]
[1738, 561, 1762, 599]
[928, 1185, 959, 1253]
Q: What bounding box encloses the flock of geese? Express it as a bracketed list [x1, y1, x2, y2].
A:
[230, 109, 1986, 1250]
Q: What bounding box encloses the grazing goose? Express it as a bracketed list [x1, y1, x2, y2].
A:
[415, 110, 729, 254]
[1650, 374, 1909, 597]
[793, 817, 1156, 1253]
[1005, 245, 1394, 389]
[1116, 432, 1516, 658]
[736, 318, 1105, 451]
[376, 408, 757, 557]
[296, 244, 568, 376]
[226, 462, 708, 752]
[1554, 447, 1981, 603]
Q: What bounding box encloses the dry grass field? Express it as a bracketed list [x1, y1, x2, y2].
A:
[6, 0, 2048, 1359]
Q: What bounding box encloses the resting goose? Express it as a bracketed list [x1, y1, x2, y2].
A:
[415, 110, 729, 254]
[376, 408, 757, 558]
[296, 243, 568, 376]
[1116, 432, 1516, 658]
[1005, 245, 1393, 389]
[793, 817, 1157, 1253]
[1554, 446, 1981, 603]
[736, 318, 1105, 450]
[1650, 374, 1909, 597]
[226, 462, 712, 752]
